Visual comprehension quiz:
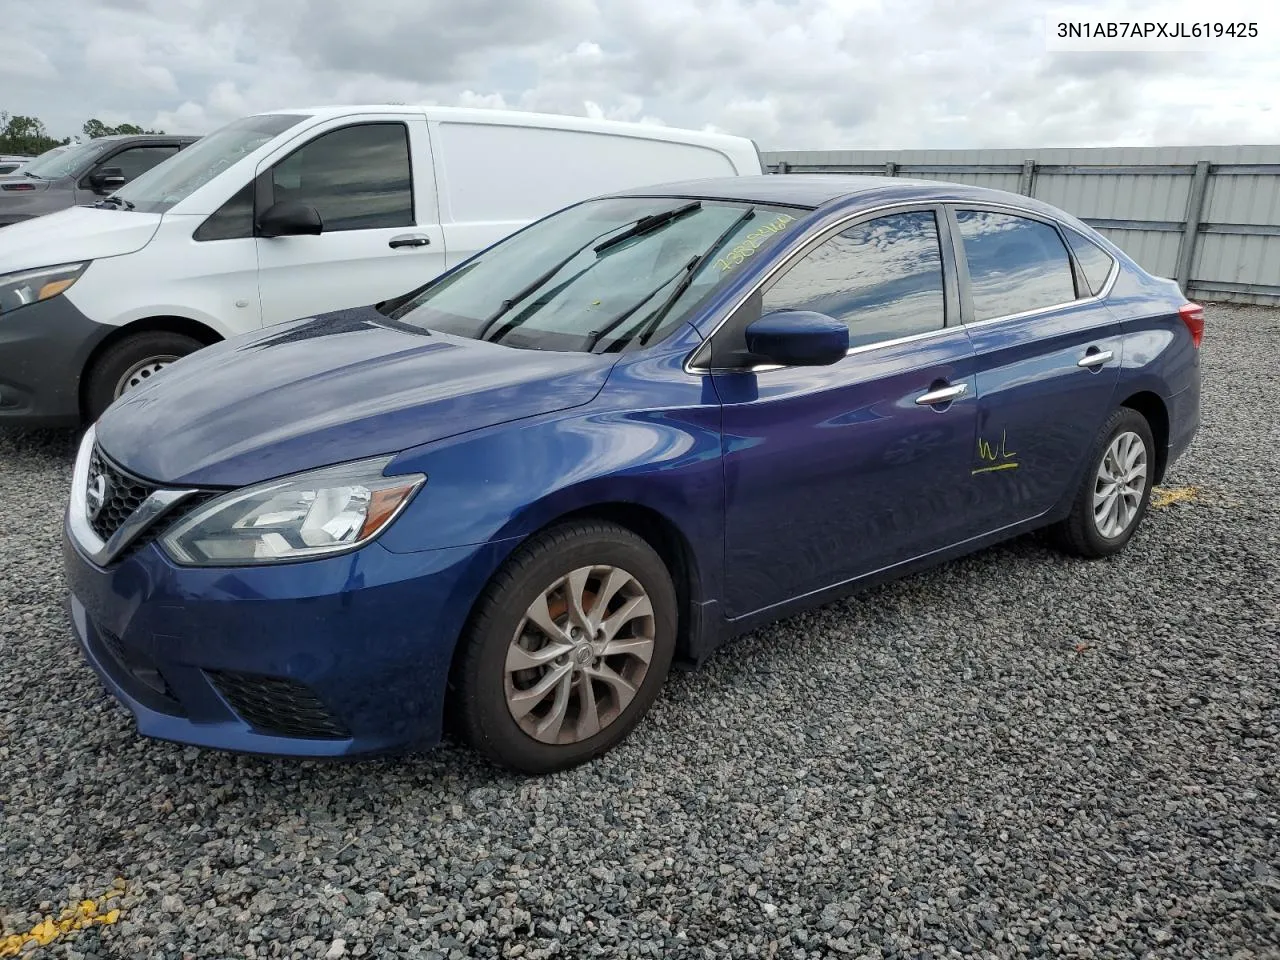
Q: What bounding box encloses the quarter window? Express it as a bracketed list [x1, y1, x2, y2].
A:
[269, 123, 413, 232]
[1063, 226, 1116, 296]
[194, 184, 254, 242]
[955, 210, 1077, 321]
[761, 211, 946, 349]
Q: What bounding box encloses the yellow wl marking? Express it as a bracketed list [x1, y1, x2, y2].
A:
[0, 883, 125, 957]
[971, 462, 1020, 475]
[1151, 485, 1199, 509]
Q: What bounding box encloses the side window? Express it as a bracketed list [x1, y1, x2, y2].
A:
[761, 210, 946, 349]
[194, 184, 254, 242]
[269, 123, 413, 232]
[1063, 226, 1116, 296]
[955, 210, 1077, 321]
[103, 145, 180, 181]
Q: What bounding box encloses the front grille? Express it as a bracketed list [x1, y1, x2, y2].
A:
[88, 446, 158, 542]
[207, 671, 351, 740]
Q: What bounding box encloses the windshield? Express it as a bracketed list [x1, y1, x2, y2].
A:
[112, 113, 305, 214]
[21, 141, 107, 180]
[387, 197, 803, 353]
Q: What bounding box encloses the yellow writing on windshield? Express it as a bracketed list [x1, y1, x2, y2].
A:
[716, 214, 796, 272]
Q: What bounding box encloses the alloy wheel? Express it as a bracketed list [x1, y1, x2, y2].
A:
[504, 564, 656, 745]
[1093, 430, 1148, 539]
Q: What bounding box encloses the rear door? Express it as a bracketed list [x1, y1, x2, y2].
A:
[712, 205, 980, 618]
[255, 115, 446, 325]
[950, 206, 1122, 531]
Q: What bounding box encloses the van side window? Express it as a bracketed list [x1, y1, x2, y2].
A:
[269, 123, 413, 232]
[954, 210, 1077, 321]
[194, 184, 254, 242]
[761, 211, 946, 349]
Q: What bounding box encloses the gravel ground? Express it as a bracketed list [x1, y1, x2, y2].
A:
[1, 304, 1277, 960]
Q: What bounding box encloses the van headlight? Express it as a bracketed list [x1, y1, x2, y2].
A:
[160, 457, 425, 566]
[0, 262, 89, 315]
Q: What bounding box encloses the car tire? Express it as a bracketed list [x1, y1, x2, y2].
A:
[1051, 407, 1156, 559]
[452, 519, 677, 775]
[84, 331, 205, 422]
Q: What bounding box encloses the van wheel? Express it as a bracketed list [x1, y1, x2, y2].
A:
[452, 520, 677, 775]
[84, 331, 205, 422]
[1051, 407, 1155, 558]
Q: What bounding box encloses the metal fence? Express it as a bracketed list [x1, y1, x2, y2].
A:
[760, 145, 1280, 305]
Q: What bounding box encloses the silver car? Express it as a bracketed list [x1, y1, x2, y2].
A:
[0, 155, 33, 175]
[0, 134, 199, 227]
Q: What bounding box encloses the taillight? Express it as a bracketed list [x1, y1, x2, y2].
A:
[0, 183, 36, 192]
[1178, 302, 1204, 348]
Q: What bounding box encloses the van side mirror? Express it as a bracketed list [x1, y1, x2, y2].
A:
[89, 167, 127, 192]
[258, 200, 323, 238]
[744, 310, 849, 367]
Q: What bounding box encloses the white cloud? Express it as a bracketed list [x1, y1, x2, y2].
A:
[2, 0, 1278, 148]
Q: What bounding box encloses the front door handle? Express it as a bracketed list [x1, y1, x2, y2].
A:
[389, 234, 431, 249]
[1077, 349, 1114, 369]
[915, 382, 968, 406]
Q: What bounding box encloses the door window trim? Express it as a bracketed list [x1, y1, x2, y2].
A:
[946, 203, 1119, 329]
[251, 120, 416, 236]
[688, 200, 962, 373]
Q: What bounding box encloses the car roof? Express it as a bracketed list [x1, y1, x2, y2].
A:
[609, 174, 1086, 225]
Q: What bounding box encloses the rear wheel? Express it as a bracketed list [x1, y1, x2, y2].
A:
[84, 331, 205, 422]
[1051, 407, 1155, 558]
[452, 520, 677, 774]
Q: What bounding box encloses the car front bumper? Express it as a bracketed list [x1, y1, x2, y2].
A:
[0, 295, 113, 427]
[62, 519, 512, 757]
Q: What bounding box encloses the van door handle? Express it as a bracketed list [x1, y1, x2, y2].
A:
[915, 382, 967, 406]
[1077, 349, 1114, 369]
[389, 234, 431, 249]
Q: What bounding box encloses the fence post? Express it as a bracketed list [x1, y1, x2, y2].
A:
[1175, 160, 1210, 294]
[885, 161, 897, 177]
[778, 160, 791, 175]
[1019, 159, 1037, 196]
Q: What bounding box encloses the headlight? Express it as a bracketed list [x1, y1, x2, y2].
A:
[0, 262, 89, 316]
[160, 456, 425, 566]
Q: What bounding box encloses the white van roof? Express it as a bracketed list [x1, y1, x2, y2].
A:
[258, 104, 753, 152]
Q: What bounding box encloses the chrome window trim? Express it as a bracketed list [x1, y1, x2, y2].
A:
[685, 198, 1119, 375]
[68, 425, 200, 567]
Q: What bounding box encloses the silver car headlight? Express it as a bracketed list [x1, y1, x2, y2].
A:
[160, 456, 425, 566]
[0, 261, 90, 316]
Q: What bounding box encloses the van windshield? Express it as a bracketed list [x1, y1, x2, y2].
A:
[111, 114, 306, 214]
[21, 140, 108, 180]
[386, 196, 803, 353]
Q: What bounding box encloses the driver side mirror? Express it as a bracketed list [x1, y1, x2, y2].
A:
[257, 200, 323, 238]
[744, 310, 849, 367]
[89, 166, 127, 193]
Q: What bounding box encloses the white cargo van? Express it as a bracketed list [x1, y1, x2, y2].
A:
[0, 105, 762, 425]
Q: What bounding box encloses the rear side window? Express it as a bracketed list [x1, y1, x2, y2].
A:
[1063, 226, 1116, 296]
[269, 123, 413, 232]
[762, 210, 946, 349]
[955, 210, 1076, 321]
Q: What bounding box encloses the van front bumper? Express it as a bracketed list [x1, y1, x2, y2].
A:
[0, 295, 110, 427]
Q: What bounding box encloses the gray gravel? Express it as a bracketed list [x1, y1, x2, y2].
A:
[2, 304, 1278, 960]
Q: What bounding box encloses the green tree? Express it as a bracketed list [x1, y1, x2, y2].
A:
[83, 118, 165, 138]
[0, 112, 67, 155]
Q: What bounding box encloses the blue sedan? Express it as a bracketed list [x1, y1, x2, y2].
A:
[61, 175, 1202, 774]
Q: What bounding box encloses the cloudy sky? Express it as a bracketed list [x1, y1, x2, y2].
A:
[3, 0, 1277, 149]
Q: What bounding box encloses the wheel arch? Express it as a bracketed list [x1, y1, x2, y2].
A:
[79, 316, 224, 417]
[1119, 389, 1170, 484]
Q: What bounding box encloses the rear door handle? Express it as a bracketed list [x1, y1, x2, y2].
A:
[915, 382, 968, 406]
[1077, 349, 1114, 368]
[389, 234, 431, 249]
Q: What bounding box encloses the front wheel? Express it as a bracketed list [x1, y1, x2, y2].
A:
[83, 331, 205, 422]
[1051, 407, 1156, 558]
[452, 520, 677, 774]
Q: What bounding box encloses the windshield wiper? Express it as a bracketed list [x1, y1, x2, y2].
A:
[94, 196, 135, 210]
[589, 206, 757, 353]
[592, 201, 701, 254]
[23, 171, 42, 179]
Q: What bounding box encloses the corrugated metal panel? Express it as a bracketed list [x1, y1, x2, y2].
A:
[760, 144, 1280, 303]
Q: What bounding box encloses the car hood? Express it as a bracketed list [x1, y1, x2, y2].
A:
[96, 306, 618, 487]
[0, 205, 161, 271]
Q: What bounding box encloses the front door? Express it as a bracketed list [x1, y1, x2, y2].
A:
[255, 116, 446, 326]
[712, 207, 980, 619]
